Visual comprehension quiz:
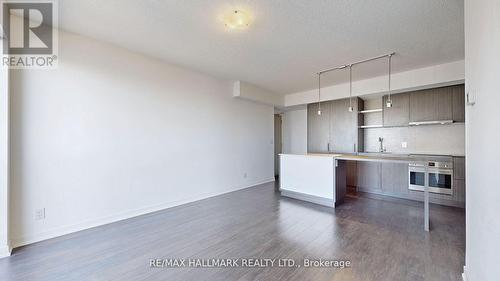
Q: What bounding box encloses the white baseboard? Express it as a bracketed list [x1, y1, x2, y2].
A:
[0, 245, 12, 259]
[462, 266, 470, 281]
[281, 190, 334, 207]
[11, 178, 275, 248]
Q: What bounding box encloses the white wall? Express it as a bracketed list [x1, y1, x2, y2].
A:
[0, 39, 10, 257]
[284, 60, 465, 107]
[9, 31, 275, 246]
[282, 108, 307, 154]
[233, 81, 283, 106]
[464, 0, 500, 280]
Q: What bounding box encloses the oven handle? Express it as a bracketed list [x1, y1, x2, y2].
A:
[409, 167, 427, 172]
[427, 168, 453, 174]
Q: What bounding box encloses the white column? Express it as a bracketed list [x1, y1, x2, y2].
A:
[0, 37, 11, 258]
[464, 0, 500, 279]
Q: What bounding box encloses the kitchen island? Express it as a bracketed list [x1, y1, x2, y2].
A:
[279, 154, 340, 207]
[279, 153, 432, 231]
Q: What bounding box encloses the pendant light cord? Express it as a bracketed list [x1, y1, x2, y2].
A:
[318, 73, 321, 113]
[349, 65, 353, 108]
[388, 54, 392, 101]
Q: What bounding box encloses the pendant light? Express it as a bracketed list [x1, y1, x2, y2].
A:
[314, 52, 395, 112]
[386, 54, 393, 108]
[317, 73, 322, 115]
[348, 65, 354, 112]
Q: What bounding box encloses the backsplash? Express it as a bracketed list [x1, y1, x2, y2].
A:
[364, 123, 465, 156]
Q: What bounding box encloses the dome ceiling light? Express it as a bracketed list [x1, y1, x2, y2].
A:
[222, 9, 252, 30]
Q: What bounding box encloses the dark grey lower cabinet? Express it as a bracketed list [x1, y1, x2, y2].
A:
[346, 161, 358, 188]
[453, 157, 465, 180]
[354, 161, 465, 208]
[381, 163, 409, 194]
[356, 162, 381, 191]
[357, 162, 409, 195]
[450, 156, 466, 204]
[336, 160, 347, 207]
[452, 179, 466, 203]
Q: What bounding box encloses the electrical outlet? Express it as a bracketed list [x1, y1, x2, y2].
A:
[401, 142, 408, 148]
[35, 208, 45, 220]
[243, 172, 247, 179]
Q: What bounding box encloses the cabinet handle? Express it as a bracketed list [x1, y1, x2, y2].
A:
[354, 143, 356, 152]
[327, 143, 331, 152]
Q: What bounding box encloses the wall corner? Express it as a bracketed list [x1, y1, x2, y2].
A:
[0, 244, 12, 259]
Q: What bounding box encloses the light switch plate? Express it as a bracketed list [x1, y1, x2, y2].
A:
[35, 208, 45, 220]
[401, 142, 408, 148]
[465, 84, 476, 106]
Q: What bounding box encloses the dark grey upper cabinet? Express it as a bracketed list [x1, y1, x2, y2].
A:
[330, 98, 360, 153]
[410, 89, 435, 122]
[452, 85, 465, 122]
[383, 93, 409, 127]
[307, 102, 331, 153]
[307, 98, 363, 153]
[435, 87, 453, 120]
[409, 87, 453, 122]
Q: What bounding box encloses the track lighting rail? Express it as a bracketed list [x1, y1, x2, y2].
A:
[317, 52, 395, 75]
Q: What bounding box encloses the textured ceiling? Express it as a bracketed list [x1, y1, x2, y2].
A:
[58, 0, 464, 95]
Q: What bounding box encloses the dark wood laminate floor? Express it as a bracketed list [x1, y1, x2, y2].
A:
[0, 182, 465, 281]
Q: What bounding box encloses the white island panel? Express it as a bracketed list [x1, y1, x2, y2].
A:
[279, 154, 335, 206]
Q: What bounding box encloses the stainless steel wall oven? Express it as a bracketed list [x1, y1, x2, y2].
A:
[409, 157, 453, 195]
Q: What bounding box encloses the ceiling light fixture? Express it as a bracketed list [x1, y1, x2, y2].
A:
[223, 9, 252, 30]
[315, 52, 395, 112]
[386, 54, 393, 108]
[317, 73, 322, 115]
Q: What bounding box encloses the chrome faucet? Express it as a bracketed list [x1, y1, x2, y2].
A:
[378, 137, 386, 153]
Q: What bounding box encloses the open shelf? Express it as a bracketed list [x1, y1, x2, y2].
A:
[359, 108, 383, 114]
[359, 124, 384, 129]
